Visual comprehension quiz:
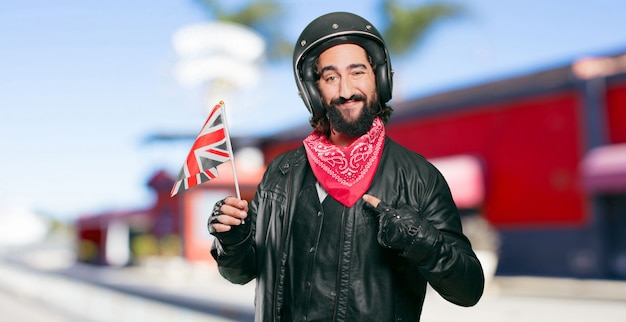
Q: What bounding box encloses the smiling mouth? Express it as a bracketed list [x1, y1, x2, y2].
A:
[340, 99, 361, 107]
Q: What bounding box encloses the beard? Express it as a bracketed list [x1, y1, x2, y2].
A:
[325, 94, 379, 137]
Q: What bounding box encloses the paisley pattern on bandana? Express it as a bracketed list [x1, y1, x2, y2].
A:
[303, 117, 385, 207]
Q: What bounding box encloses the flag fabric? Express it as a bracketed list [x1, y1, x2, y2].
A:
[171, 103, 232, 197]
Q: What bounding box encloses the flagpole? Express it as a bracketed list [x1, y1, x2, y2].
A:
[220, 101, 242, 202]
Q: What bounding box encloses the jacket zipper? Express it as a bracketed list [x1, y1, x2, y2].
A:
[331, 207, 346, 322]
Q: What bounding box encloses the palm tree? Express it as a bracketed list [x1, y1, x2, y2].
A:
[192, 0, 291, 59]
[381, 0, 463, 57]
[192, 0, 463, 60]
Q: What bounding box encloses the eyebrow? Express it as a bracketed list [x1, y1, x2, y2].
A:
[319, 63, 368, 74]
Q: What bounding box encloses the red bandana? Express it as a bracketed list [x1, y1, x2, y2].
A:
[303, 118, 385, 207]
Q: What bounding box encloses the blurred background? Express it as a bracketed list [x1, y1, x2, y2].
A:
[2, 0, 626, 321]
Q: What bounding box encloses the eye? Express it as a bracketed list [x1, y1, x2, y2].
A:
[351, 69, 366, 77]
[324, 75, 338, 82]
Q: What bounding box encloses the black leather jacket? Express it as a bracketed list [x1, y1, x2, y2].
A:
[212, 137, 484, 321]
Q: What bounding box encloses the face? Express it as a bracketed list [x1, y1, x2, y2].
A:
[317, 44, 379, 137]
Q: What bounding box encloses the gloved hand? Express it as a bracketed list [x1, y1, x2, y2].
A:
[363, 195, 422, 251]
[208, 198, 251, 245]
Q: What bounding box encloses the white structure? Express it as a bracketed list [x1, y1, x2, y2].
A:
[172, 21, 266, 111]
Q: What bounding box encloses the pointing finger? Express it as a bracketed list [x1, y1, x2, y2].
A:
[362, 194, 381, 208]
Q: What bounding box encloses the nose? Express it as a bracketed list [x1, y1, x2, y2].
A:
[339, 77, 355, 100]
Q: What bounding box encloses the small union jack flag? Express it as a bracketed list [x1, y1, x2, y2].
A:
[171, 102, 232, 197]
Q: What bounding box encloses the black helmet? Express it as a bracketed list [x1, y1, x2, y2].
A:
[293, 12, 393, 118]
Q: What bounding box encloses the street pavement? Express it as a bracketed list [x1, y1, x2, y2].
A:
[422, 279, 626, 322]
[2, 243, 626, 322]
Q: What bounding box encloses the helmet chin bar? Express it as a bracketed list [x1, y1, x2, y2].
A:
[293, 12, 393, 118]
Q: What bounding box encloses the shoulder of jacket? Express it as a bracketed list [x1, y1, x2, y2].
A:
[383, 137, 441, 177]
[267, 145, 306, 174]
[384, 137, 428, 163]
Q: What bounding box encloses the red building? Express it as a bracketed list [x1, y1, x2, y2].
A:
[76, 170, 182, 265]
[76, 165, 263, 266]
[259, 50, 626, 279]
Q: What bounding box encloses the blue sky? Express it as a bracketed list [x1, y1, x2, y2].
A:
[2, 0, 626, 221]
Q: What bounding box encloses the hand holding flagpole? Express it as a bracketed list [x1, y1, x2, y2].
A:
[219, 102, 245, 224]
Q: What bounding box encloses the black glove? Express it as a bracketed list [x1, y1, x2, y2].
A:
[371, 201, 422, 251]
[208, 198, 251, 245]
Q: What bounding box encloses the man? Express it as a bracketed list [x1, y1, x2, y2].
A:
[209, 12, 484, 321]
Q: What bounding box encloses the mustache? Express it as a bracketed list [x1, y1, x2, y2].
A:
[330, 94, 366, 106]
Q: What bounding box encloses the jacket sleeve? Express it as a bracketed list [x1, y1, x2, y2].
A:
[401, 165, 485, 307]
[210, 193, 260, 285]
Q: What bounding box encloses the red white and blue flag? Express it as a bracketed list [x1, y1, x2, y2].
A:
[171, 102, 233, 197]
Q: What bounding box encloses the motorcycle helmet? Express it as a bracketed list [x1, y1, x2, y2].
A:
[293, 12, 393, 118]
